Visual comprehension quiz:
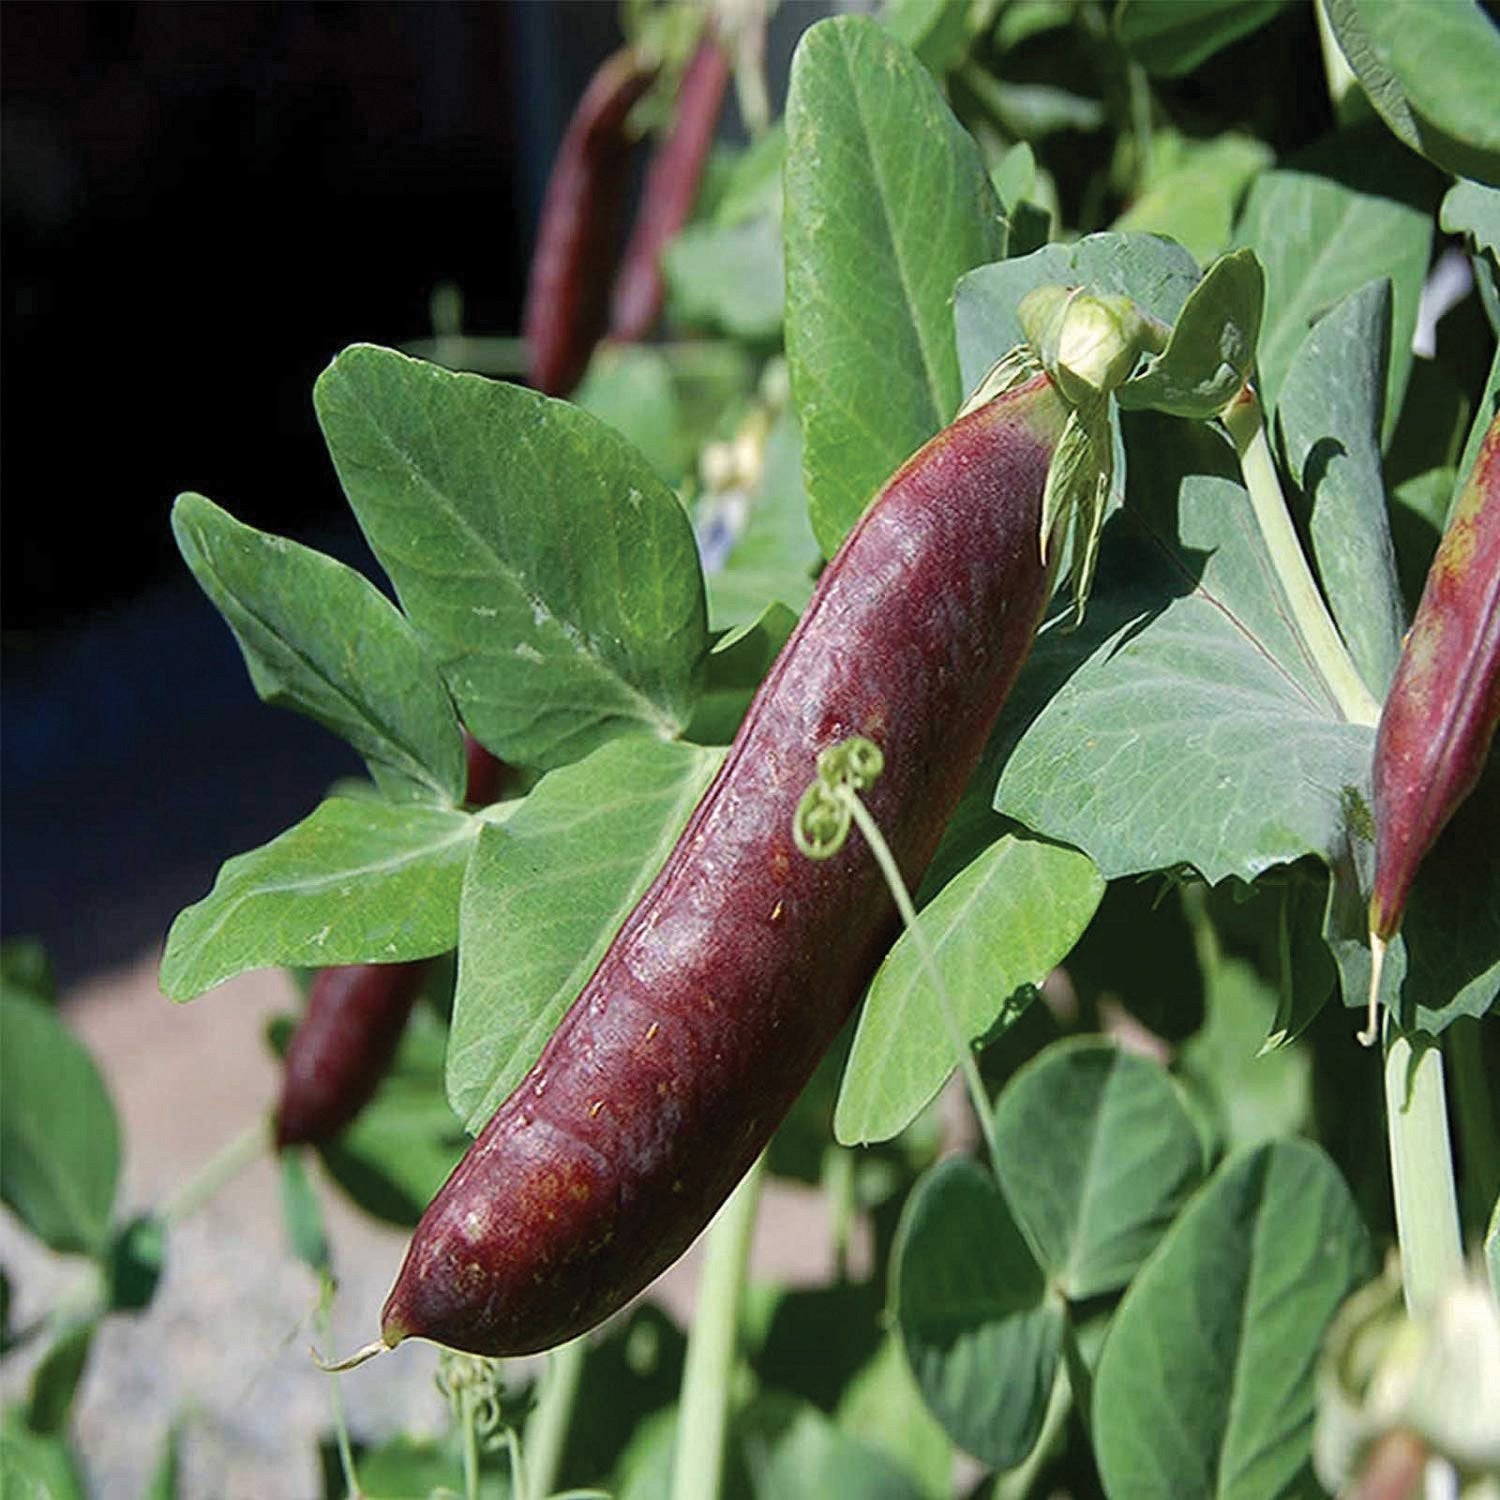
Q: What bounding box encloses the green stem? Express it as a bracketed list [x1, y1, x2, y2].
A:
[669, 1155, 765, 1500]
[460, 1385, 482, 1500]
[1384, 1026, 1464, 1313]
[524, 1336, 587, 1500]
[159, 1116, 271, 1228]
[319, 1276, 364, 1500]
[502, 1425, 523, 1500]
[845, 795, 1005, 1176]
[823, 1145, 857, 1283]
[1221, 387, 1381, 727]
[1445, 1016, 1500, 1238]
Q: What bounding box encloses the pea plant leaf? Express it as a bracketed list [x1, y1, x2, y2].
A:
[976, 405, 1497, 1031]
[1324, 0, 1500, 187]
[989, 411, 1369, 887]
[1093, 1140, 1372, 1500]
[314, 344, 709, 771]
[1114, 0, 1291, 78]
[785, 14, 1006, 556]
[0, 994, 120, 1256]
[1276, 279, 1405, 697]
[666, 213, 786, 342]
[1234, 142, 1434, 439]
[574, 346, 692, 484]
[1112, 134, 1272, 268]
[171, 492, 466, 805]
[160, 798, 480, 997]
[990, 1039, 1207, 1300]
[448, 738, 725, 1133]
[834, 831, 1104, 1147]
[892, 1156, 1066, 1470]
[1116, 248, 1264, 419]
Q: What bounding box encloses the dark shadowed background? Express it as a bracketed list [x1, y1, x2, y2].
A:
[1, 0, 625, 979]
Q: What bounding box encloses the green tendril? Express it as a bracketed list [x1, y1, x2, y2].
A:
[792, 737, 885, 858]
[790, 736, 1004, 1176]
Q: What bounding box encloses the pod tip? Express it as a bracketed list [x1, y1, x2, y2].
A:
[311, 1336, 392, 1374]
[1356, 931, 1388, 1047]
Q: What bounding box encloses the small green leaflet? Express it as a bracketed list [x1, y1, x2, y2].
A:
[314, 344, 709, 771]
[161, 797, 479, 998]
[172, 492, 466, 805]
[448, 739, 724, 1133]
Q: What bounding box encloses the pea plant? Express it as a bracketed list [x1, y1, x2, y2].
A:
[4, 1, 1499, 1496]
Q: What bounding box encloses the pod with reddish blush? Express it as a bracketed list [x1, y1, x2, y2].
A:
[607, 34, 732, 344]
[523, 48, 659, 398]
[1365, 412, 1500, 1039]
[371, 370, 1073, 1357]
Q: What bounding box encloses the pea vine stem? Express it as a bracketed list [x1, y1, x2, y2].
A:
[524, 1335, 586, 1500]
[1220, 385, 1381, 727]
[1383, 1024, 1464, 1314]
[843, 796, 1005, 1175]
[158, 1115, 271, 1228]
[668, 1153, 764, 1500]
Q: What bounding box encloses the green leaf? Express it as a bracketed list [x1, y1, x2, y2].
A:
[1178, 936, 1314, 1152]
[991, 1039, 1206, 1299]
[785, 15, 1006, 555]
[448, 738, 724, 1133]
[747, 1397, 929, 1499]
[1093, 1140, 1373, 1500]
[1234, 143, 1434, 439]
[318, 1004, 467, 1225]
[171, 492, 465, 804]
[0, 1409, 87, 1500]
[834, 1334, 953, 1500]
[1276, 279, 1405, 696]
[279, 1151, 330, 1272]
[314, 344, 709, 770]
[0, 995, 119, 1255]
[704, 412, 821, 633]
[1333, 0, 1500, 187]
[161, 797, 478, 998]
[991, 142, 1037, 213]
[1451, 343, 1500, 519]
[1112, 134, 1273, 267]
[881, 0, 972, 75]
[715, 125, 787, 228]
[1115, 0, 1291, 77]
[1117, 249, 1264, 419]
[992, 412, 1372, 886]
[835, 832, 1104, 1146]
[666, 214, 786, 341]
[893, 1157, 1065, 1469]
[1442, 178, 1500, 259]
[573, 347, 692, 483]
[25, 1319, 96, 1436]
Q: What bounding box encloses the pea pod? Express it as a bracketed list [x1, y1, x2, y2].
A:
[607, 34, 731, 344]
[522, 47, 659, 397]
[372, 371, 1073, 1358]
[1366, 412, 1500, 1038]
